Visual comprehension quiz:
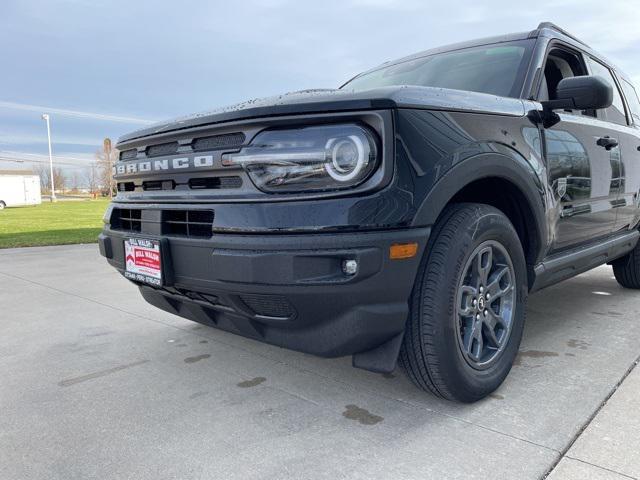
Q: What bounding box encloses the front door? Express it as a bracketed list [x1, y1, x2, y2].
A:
[538, 44, 619, 253]
[544, 114, 620, 252]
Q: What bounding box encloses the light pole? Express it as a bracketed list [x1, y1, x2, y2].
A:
[41, 113, 56, 202]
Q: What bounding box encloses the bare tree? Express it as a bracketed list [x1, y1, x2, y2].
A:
[71, 172, 81, 193]
[34, 164, 51, 193]
[95, 138, 118, 197]
[53, 167, 66, 194]
[85, 163, 100, 196]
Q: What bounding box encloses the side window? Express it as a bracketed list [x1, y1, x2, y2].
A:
[586, 57, 627, 126]
[540, 47, 592, 117]
[621, 79, 640, 125]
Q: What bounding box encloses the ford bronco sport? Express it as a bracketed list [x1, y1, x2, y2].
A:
[99, 23, 640, 402]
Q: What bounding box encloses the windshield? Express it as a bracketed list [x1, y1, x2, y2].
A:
[342, 40, 534, 98]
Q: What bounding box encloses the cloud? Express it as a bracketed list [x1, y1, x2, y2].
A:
[0, 101, 157, 125]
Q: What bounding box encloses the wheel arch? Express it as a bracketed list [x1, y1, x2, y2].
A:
[411, 153, 548, 288]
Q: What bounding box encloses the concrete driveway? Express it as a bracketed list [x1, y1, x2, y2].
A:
[1, 244, 639, 479]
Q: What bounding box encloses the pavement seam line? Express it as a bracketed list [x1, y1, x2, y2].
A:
[58, 359, 150, 387]
[541, 355, 640, 479]
[0, 268, 561, 454]
[563, 457, 639, 480]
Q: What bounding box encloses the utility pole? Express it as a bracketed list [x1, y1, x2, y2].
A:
[41, 113, 56, 202]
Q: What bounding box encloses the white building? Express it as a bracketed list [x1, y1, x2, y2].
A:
[0, 170, 42, 209]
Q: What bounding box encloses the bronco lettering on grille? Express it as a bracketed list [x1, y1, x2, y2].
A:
[113, 155, 214, 176]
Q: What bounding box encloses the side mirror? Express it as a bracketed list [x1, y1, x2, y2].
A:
[536, 75, 613, 128]
[556, 75, 613, 110]
[549, 75, 613, 111]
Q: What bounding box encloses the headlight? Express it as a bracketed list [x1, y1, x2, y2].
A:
[222, 124, 378, 192]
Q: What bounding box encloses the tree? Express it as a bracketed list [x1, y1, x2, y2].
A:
[70, 172, 81, 193]
[33, 164, 65, 195]
[52, 167, 66, 194]
[95, 138, 118, 197]
[34, 164, 51, 193]
[84, 163, 100, 196]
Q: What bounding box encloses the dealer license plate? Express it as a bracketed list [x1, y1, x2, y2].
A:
[124, 238, 162, 286]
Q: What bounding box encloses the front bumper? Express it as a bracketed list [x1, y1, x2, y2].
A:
[99, 226, 429, 371]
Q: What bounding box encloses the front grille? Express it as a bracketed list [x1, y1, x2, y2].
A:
[115, 176, 241, 193]
[193, 132, 245, 151]
[110, 208, 214, 238]
[117, 182, 135, 192]
[188, 176, 242, 190]
[146, 142, 179, 158]
[142, 180, 175, 191]
[111, 208, 142, 232]
[239, 294, 295, 319]
[162, 210, 214, 238]
[119, 132, 245, 162]
[120, 149, 138, 161]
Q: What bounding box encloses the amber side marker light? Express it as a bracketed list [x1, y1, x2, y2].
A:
[389, 242, 418, 260]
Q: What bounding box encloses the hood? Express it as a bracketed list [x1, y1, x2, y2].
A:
[118, 86, 526, 144]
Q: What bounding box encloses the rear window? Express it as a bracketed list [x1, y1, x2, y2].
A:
[586, 57, 628, 126]
[621, 78, 640, 124]
[342, 40, 534, 99]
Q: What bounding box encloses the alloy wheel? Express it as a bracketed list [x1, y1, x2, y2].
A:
[455, 240, 516, 370]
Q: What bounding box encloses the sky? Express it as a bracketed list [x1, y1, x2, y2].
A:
[1, 0, 640, 179]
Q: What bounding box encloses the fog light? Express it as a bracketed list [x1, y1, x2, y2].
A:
[342, 259, 358, 275]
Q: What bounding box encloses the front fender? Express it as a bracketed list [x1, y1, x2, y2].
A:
[411, 150, 548, 265]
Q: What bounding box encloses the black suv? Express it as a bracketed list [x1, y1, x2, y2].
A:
[99, 23, 640, 402]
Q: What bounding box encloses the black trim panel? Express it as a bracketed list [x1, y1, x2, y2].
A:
[531, 230, 639, 292]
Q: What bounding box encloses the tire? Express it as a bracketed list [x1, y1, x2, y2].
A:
[612, 240, 640, 288]
[0, 201, 5, 210]
[400, 203, 528, 403]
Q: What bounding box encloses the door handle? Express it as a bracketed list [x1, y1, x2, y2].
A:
[596, 136, 619, 150]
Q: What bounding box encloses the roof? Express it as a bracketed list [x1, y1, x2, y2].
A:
[531, 22, 622, 75]
[532, 22, 589, 47]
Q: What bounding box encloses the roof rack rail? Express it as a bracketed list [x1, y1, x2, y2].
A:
[536, 22, 590, 47]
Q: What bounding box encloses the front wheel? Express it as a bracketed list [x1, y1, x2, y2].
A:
[0, 201, 5, 210]
[400, 203, 527, 403]
[612, 239, 640, 288]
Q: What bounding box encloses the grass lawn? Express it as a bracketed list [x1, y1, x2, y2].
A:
[0, 199, 110, 249]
